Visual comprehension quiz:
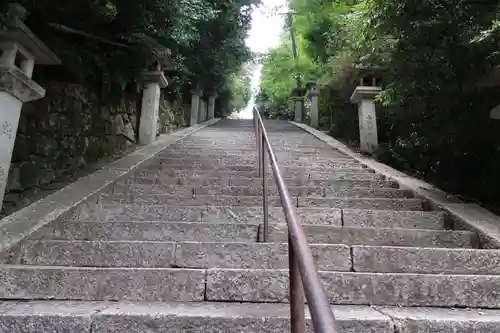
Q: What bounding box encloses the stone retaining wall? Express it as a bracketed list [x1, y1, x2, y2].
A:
[2, 82, 187, 217]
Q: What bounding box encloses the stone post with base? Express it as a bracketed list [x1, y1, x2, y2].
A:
[138, 53, 173, 144]
[306, 81, 319, 128]
[190, 85, 202, 126]
[292, 87, 304, 122]
[350, 86, 382, 154]
[198, 97, 207, 123]
[208, 91, 217, 120]
[139, 71, 167, 145]
[0, 5, 61, 211]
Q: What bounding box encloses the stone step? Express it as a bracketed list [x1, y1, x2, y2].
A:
[126, 175, 398, 188]
[0, 265, 205, 301]
[268, 225, 476, 248]
[129, 173, 384, 186]
[101, 194, 423, 210]
[174, 242, 350, 271]
[229, 177, 399, 188]
[32, 222, 259, 242]
[121, 184, 410, 199]
[80, 204, 443, 230]
[7, 241, 350, 271]
[133, 168, 378, 179]
[297, 197, 423, 210]
[0, 301, 401, 333]
[159, 157, 365, 168]
[342, 209, 446, 229]
[352, 246, 500, 274]
[206, 268, 500, 308]
[4, 240, 176, 268]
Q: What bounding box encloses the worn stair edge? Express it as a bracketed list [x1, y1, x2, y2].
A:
[0, 265, 206, 301]
[5, 240, 350, 271]
[0, 301, 396, 333]
[375, 306, 500, 333]
[30, 222, 260, 242]
[291, 121, 500, 250]
[119, 184, 410, 199]
[268, 225, 477, 248]
[72, 204, 444, 229]
[352, 245, 500, 274]
[206, 268, 500, 308]
[101, 194, 424, 211]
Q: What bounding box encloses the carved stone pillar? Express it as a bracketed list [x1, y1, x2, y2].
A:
[350, 86, 382, 154]
[139, 71, 167, 145]
[190, 86, 202, 126]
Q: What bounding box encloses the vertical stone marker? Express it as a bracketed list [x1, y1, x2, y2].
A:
[208, 91, 217, 120]
[139, 70, 168, 144]
[292, 87, 304, 122]
[190, 86, 202, 126]
[307, 81, 319, 128]
[350, 85, 382, 154]
[198, 97, 207, 123]
[0, 5, 61, 211]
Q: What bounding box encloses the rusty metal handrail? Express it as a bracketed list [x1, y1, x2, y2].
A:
[252, 107, 337, 333]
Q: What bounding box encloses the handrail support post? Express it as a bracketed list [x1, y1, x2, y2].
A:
[261, 134, 269, 242]
[289, 240, 306, 333]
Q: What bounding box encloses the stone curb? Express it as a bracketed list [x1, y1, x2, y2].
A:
[0, 118, 221, 254]
[290, 121, 500, 248]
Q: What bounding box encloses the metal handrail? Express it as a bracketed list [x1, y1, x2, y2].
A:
[252, 107, 337, 333]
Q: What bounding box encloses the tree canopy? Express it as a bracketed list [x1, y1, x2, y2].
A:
[258, 0, 500, 206]
[2, 0, 257, 109]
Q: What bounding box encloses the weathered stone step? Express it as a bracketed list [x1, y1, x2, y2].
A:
[133, 168, 378, 179]
[175, 242, 350, 271]
[206, 268, 500, 308]
[5, 241, 348, 270]
[32, 222, 259, 242]
[80, 204, 443, 230]
[268, 225, 476, 248]
[343, 209, 446, 229]
[102, 194, 423, 210]
[353, 246, 500, 274]
[0, 265, 205, 301]
[0, 301, 399, 333]
[159, 157, 364, 168]
[297, 197, 423, 210]
[138, 164, 371, 175]
[229, 177, 398, 188]
[121, 184, 410, 199]
[126, 175, 397, 188]
[4, 240, 176, 268]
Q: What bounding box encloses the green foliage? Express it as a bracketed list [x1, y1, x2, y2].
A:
[260, 0, 500, 206]
[11, 0, 256, 107]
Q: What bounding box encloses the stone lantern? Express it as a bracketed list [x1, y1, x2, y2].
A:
[0, 6, 61, 210]
[139, 52, 173, 145]
[350, 67, 382, 154]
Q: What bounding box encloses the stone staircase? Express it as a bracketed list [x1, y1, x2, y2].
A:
[1, 119, 500, 332]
